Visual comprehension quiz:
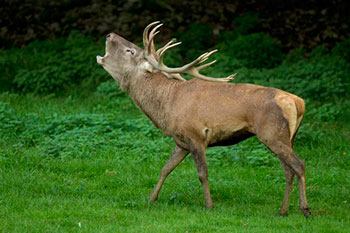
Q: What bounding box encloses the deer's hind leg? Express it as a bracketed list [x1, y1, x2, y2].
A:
[279, 161, 295, 216]
[267, 141, 311, 217]
[255, 113, 310, 217]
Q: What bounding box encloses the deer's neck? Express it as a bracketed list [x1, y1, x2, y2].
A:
[127, 72, 179, 133]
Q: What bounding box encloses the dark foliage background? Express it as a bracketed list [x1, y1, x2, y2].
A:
[1, 0, 349, 50]
[0, 0, 349, 102]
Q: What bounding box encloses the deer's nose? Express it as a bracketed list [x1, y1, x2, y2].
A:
[106, 33, 116, 39]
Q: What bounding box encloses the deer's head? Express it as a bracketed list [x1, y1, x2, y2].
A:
[96, 33, 151, 87]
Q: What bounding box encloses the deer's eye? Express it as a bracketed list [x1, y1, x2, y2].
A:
[126, 48, 136, 56]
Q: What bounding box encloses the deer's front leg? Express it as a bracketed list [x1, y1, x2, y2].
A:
[191, 146, 214, 209]
[149, 145, 189, 202]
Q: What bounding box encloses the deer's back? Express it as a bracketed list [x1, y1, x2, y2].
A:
[168, 80, 304, 147]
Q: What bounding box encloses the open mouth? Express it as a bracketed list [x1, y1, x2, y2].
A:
[97, 39, 111, 65]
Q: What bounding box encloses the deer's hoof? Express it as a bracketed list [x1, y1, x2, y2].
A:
[279, 210, 289, 217]
[205, 202, 214, 210]
[148, 197, 157, 206]
[149, 193, 159, 202]
[301, 207, 311, 218]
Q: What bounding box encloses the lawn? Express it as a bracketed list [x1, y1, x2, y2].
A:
[1, 92, 349, 233]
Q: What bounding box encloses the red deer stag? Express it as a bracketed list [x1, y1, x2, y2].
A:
[96, 22, 311, 217]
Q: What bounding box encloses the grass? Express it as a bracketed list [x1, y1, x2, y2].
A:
[0, 92, 350, 233]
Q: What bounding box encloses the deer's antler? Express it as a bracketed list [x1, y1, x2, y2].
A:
[143, 21, 161, 60]
[143, 22, 236, 82]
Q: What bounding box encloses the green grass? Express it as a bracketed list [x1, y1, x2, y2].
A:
[1, 93, 349, 233]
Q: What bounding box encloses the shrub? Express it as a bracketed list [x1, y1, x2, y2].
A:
[232, 12, 260, 35]
[174, 23, 214, 61]
[332, 38, 350, 62]
[219, 12, 260, 44]
[309, 45, 329, 59]
[39, 126, 109, 158]
[1, 31, 108, 94]
[283, 48, 307, 65]
[0, 102, 24, 136]
[14, 66, 71, 94]
[0, 102, 165, 157]
[36, 114, 163, 158]
[218, 33, 284, 68]
[95, 80, 126, 98]
[307, 102, 343, 122]
[296, 122, 326, 147]
[276, 60, 347, 100]
[239, 53, 350, 101]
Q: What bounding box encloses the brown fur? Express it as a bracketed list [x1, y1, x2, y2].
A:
[96, 32, 311, 217]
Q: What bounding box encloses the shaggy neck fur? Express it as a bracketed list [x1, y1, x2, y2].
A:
[126, 71, 179, 133]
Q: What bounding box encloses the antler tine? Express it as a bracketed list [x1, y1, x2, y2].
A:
[197, 50, 218, 63]
[143, 21, 160, 49]
[158, 41, 182, 60]
[148, 23, 163, 54]
[196, 60, 217, 71]
[187, 68, 236, 82]
[227, 73, 237, 79]
[178, 51, 214, 70]
[156, 38, 177, 57]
